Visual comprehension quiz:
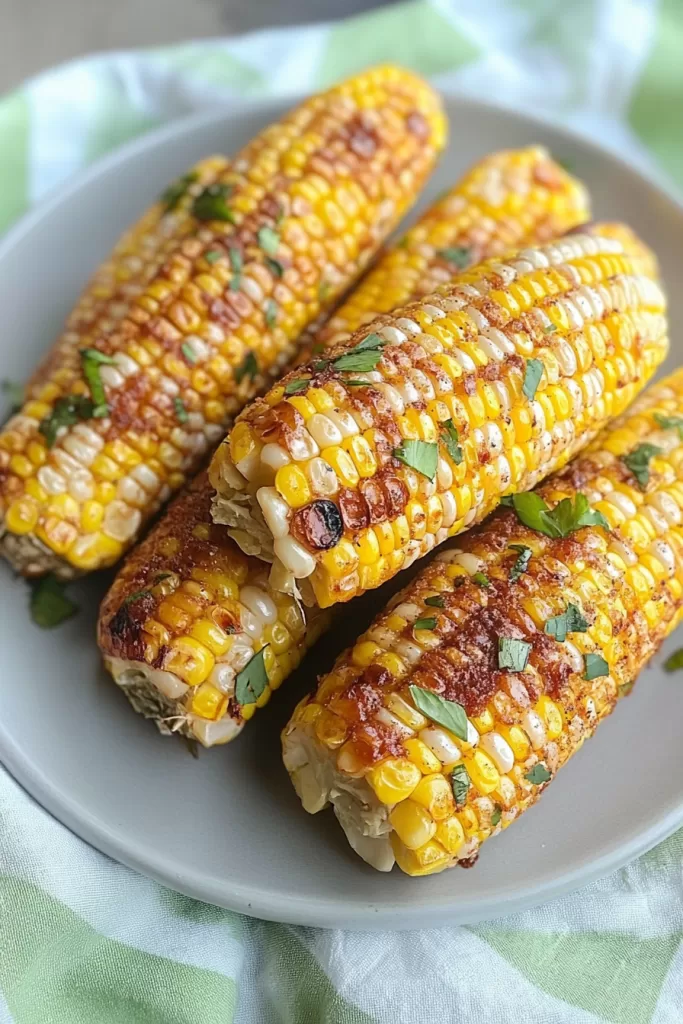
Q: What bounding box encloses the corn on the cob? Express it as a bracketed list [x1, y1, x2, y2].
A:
[0, 65, 445, 580]
[98, 472, 329, 747]
[210, 223, 668, 608]
[282, 368, 683, 873]
[311, 146, 590, 349]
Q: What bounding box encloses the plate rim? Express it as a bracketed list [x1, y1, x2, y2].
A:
[2, 90, 683, 930]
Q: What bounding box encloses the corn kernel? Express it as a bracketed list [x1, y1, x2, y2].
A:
[367, 758, 422, 805]
[9, 454, 33, 479]
[322, 447, 359, 487]
[435, 816, 465, 855]
[403, 737, 441, 774]
[499, 724, 531, 761]
[410, 774, 455, 820]
[466, 750, 500, 795]
[165, 636, 215, 686]
[81, 500, 104, 532]
[391, 835, 450, 876]
[5, 497, 39, 534]
[314, 708, 347, 748]
[389, 799, 437, 849]
[287, 395, 316, 419]
[190, 682, 227, 720]
[190, 619, 233, 657]
[321, 539, 358, 578]
[535, 695, 564, 740]
[229, 421, 256, 464]
[343, 435, 376, 477]
[240, 702, 257, 721]
[471, 708, 494, 733]
[375, 652, 406, 679]
[374, 520, 395, 555]
[307, 388, 334, 413]
[275, 464, 312, 508]
[353, 527, 380, 565]
[352, 640, 383, 667]
[457, 805, 479, 835]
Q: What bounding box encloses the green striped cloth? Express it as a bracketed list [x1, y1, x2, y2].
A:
[1, 2, 683, 1020]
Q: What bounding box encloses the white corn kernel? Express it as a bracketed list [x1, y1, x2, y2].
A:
[308, 457, 338, 496]
[273, 536, 316, 578]
[375, 708, 414, 739]
[307, 413, 343, 448]
[480, 731, 515, 773]
[419, 727, 461, 764]
[103, 500, 141, 542]
[261, 443, 291, 472]
[240, 585, 278, 625]
[257, 487, 290, 539]
[522, 709, 546, 750]
[37, 465, 66, 494]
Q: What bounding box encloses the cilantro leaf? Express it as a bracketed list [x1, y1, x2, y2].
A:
[654, 412, 683, 440]
[30, 575, 78, 628]
[174, 397, 189, 423]
[525, 763, 551, 785]
[507, 491, 609, 538]
[160, 171, 198, 212]
[621, 443, 662, 490]
[284, 379, 310, 395]
[440, 419, 463, 464]
[437, 246, 471, 269]
[451, 763, 471, 807]
[229, 246, 242, 291]
[472, 572, 490, 588]
[2, 379, 24, 414]
[205, 250, 221, 264]
[543, 323, 557, 334]
[544, 602, 588, 643]
[265, 256, 284, 278]
[498, 636, 532, 672]
[257, 226, 280, 256]
[39, 395, 96, 448]
[235, 647, 269, 705]
[523, 358, 544, 401]
[408, 685, 468, 741]
[332, 350, 385, 373]
[192, 184, 235, 222]
[424, 595, 445, 608]
[584, 652, 609, 681]
[664, 649, 683, 672]
[80, 348, 116, 414]
[392, 439, 438, 480]
[235, 352, 258, 384]
[265, 299, 278, 328]
[181, 342, 197, 365]
[508, 543, 532, 582]
[414, 617, 437, 631]
[491, 804, 502, 827]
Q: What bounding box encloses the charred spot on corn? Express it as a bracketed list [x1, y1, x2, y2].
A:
[621, 443, 662, 490]
[498, 636, 531, 672]
[436, 246, 471, 269]
[508, 543, 532, 582]
[522, 358, 544, 401]
[544, 602, 587, 643]
[160, 171, 198, 212]
[392, 439, 438, 480]
[236, 351, 258, 384]
[408, 684, 468, 741]
[29, 575, 78, 628]
[440, 419, 463, 464]
[291, 499, 343, 551]
[451, 763, 470, 807]
[584, 652, 609, 681]
[235, 646, 269, 705]
[191, 183, 235, 222]
[525, 763, 551, 785]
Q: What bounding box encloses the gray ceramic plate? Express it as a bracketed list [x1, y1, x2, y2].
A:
[1, 94, 682, 930]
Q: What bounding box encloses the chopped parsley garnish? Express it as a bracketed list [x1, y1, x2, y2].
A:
[654, 412, 683, 440]
[424, 595, 445, 608]
[29, 575, 78, 628]
[313, 333, 387, 374]
[664, 648, 683, 672]
[160, 171, 198, 212]
[408, 684, 468, 741]
[498, 636, 532, 672]
[544, 602, 588, 643]
[153, 573, 173, 585]
[437, 246, 471, 269]
[39, 395, 96, 448]
[122, 589, 151, 607]
[491, 804, 502, 827]
[525, 763, 551, 785]
[621, 443, 661, 490]
[80, 347, 116, 415]
[584, 652, 609, 681]
[392, 439, 438, 481]
[235, 352, 258, 384]
[284, 379, 309, 395]
[2, 379, 23, 414]
[543, 323, 557, 334]
[191, 184, 235, 222]
[506, 491, 609, 539]
[451, 763, 470, 807]
[345, 379, 371, 387]
[508, 543, 532, 582]
[181, 342, 197, 365]
[440, 419, 463, 464]
[174, 397, 189, 423]
[257, 226, 280, 256]
[265, 299, 278, 328]
[205, 250, 222, 264]
[235, 646, 269, 704]
[414, 617, 437, 631]
[472, 572, 490, 588]
[522, 358, 544, 401]
[265, 256, 284, 278]
[229, 247, 242, 291]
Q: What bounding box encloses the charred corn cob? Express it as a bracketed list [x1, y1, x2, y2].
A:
[283, 368, 683, 873]
[210, 223, 668, 608]
[312, 146, 590, 348]
[0, 65, 445, 579]
[98, 473, 329, 747]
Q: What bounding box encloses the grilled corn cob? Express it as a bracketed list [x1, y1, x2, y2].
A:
[313, 146, 590, 348]
[98, 148, 588, 739]
[283, 368, 683, 873]
[98, 472, 329, 747]
[0, 65, 445, 579]
[210, 223, 668, 608]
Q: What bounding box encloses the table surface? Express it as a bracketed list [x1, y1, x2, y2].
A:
[0, 0, 387, 93]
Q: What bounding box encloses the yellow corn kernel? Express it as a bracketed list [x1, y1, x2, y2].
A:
[353, 527, 380, 565]
[457, 805, 479, 835]
[392, 515, 410, 549]
[96, 480, 117, 504]
[320, 539, 358, 578]
[374, 521, 395, 555]
[535, 695, 564, 740]
[307, 387, 334, 413]
[165, 636, 215, 687]
[352, 640, 383, 667]
[389, 799, 437, 850]
[5, 498, 39, 534]
[255, 683, 272, 709]
[27, 441, 47, 467]
[240, 702, 257, 721]
[366, 758, 422, 805]
[321, 446, 359, 488]
[25, 478, 47, 502]
[387, 693, 428, 730]
[391, 835, 450, 876]
[494, 775, 518, 810]
[466, 750, 500, 795]
[403, 737, 442, 774]
[275, 464, 312, 508]
[264, 620, 293, 654]
[9, 454, 33, 479]
[190, 683, 227, 720]
[375, 652, 407, 679]
[81, 500, 104, 532]
[343, 435, 377, 477]
[314, 708, 348, 748]
[229, 421, 256, 464]
[190, 618, 233, 657]
[470, 708, 494, 733]
[499, 724, 531, 761]
[410, 774, 455, 821]
[92, 453, 123, 482]
[287, 395, 316, 419]
[435, 816, 465, 855]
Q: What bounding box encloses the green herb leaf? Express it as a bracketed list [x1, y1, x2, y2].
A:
[424, 595, 445, 608]
[80, 348, 116, 414]
[229, 246, 242, 291]
[525, 763, 551, 785]
[472, 571, 490, 588]
[235, 646, 269, 704]
[29, 575, 78, 628]
[621, 443, 662, 490]
[153, 573, 172, 584]
[543, 323, 557, 334]
[498, 636, 532, 672]
[265, 299, 278, 328]
[544, 602, 588, 643]
[491, 804, 502, 826]
[500, 495, 514, 507]
[344, 379, 371, 387]
[331, 350, 385, 373]
[205, 250, 222, 264]
[654, 412, 683, 440]
[508, 543, 532, 582]
[39, 395, 96, 448]
[160, 171, 198, 212]
[392, 439, 438, 480]
[235, 352, 258, 384]
[284, 379, 309, 395]
[181, 342, 197, 365]
[265, 256, 284, 278]
[352, 332, 385, 353]
[617, 681, 634, 698]
[414, 617, 437, 631]
[451, 763, 470, 807]
[174, 397, 189, 423]
[2, 379, 24, 414]
[437, 246, 471, 269]
[440, 419, 463, 464]
[584, 652, 609, 681]
[192, 184, 235, 222]
[507, 491, 609, 539]
[664, 648, 683, 672]
[523, 358, 544, 401]
[409, 684, 468, 741]
[257, 226, 280, 256]
[122, 589, 151, 607]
